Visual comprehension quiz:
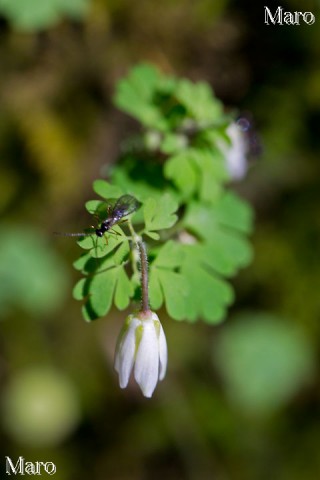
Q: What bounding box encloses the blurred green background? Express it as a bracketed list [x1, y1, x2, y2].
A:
[0, 0, 320, 479]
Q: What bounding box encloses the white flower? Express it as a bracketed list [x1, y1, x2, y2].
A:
[114, 311, 168, 398]
[218, 121, 249, 180]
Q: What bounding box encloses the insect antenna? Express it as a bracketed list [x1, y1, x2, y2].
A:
[53, 231, 93, 237]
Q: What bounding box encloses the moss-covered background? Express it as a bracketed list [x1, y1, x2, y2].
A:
[0, 0, 320, 478]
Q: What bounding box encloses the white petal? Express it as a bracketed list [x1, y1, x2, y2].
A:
[115, 317, 141, 389]
[151, 312, 160, 322]
[114, 328, 125, 373]
[158, 323, 168, 381]
[114, 316, 133, 373]
[218, 123, 248, 180]
[134, 320, 159, 398]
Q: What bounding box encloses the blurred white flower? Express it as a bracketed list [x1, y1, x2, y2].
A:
[219, 121, 249, 180]
[114, 311, 167, 398]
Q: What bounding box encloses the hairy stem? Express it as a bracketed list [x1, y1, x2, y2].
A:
[127, 219, 150, 316]
[127, 219, 139, 278]
[137, 240, 150, 314]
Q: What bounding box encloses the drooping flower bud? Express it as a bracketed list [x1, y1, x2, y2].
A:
[114, 311, 167, 398]
[218, 121, 249, 180]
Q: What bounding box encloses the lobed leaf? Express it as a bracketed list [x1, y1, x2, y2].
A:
[77, 226, 127, 259]
[149, 242, 189, 320]
[164, 151, 199, 198]
[192, 149, 228, 203]
[114, 268, 133, 310]
[93, 180, 123, 200]
[165, 148, 227, 203]
[157, 269, 189, 320]
[81, 267, 119, 321]
[151, 240, 184, 269]
[113, 64, 166, 129]
[175, 79, 224, 123]
[160, 133, 188, 155]
[73, 258, 133, 321]
[180, 245, 235, 323]
[143, 194, 178, 234]
[184, 192, 254, 241]
[212, 191, 254, 234]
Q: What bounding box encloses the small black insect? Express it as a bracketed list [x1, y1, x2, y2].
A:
[94, 194, 141, 237]
[54, 194, 141, 238]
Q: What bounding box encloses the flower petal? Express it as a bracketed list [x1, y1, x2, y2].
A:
[218, 122, 248, 180]
[115, 316, 141, 389]
[134, 320, 159, 398]
[114, 325, 127, 373]
[158, 323, 168, 381]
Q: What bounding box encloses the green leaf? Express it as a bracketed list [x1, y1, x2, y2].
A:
[0, 226, 69, 317]
[164, 152, 198, 198]
[152, 240, 184, 269]
[184, 192, 254, 242]
[112, 240, 130, 265]
[81, 267, 119, 321]
[175, 79, 224, 122]
[73, 278, 86, 301]
[157, 269, 189, 320]
[143, 194, 178, 234]
[181, 245, 234, 323]
[114, 64, 165, 128]
[0, 0, 88, 31]
[201, 234, 253, 276]
[93, 180, 123, 200]
[212, 191, 254, 234]
[192, 149, 228, 203]
[149, 268, 188, 319]
[114, 268, 133, 310]
[74, 258, 133, 321]
[116, 64, 159, 104]
[202, 124, 231, 150]
[149, 241, 189, 320]
[174, 192, 253, 322]
[214, 313, 316, 414]
[60, 0, 88, 19]
[77, 226, 126, 259]
[85, 199, 107, 217]
[73, 234, 132, 320]
[165, 148, 227, 203]
[144, 231, 160, 241]
[160, 133, 188, 154]
[111, 165, 172, 204]
[149, 269, 163, 310]
[183, 201, 253, 276]
[73, 252, 93, 273]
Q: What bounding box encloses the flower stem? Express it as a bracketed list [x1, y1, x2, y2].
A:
[137, 240, 150, 315]
[127, 219, 150, 316]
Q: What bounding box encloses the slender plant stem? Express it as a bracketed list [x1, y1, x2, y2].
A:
[126, 219, 139, 278]
[137, 240, 150, 314]
[127, 219, 150, 316]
